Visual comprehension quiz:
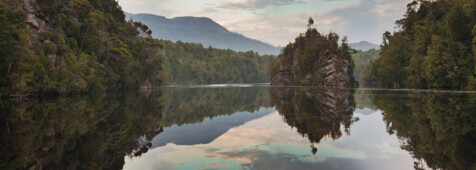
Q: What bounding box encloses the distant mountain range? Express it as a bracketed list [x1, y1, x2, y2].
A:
[125, 12, 281, 55]
[349, 41, 380, 51]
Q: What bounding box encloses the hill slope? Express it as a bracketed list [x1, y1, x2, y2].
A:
[126, 13, 281, 55]
[0, 0, 162, 96]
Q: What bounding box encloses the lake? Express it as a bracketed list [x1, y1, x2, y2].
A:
[1, 85, 475, 170]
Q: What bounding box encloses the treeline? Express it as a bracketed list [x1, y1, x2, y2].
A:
[159, 40, 274, 85]
[365, 0, 476, 90]
[352, 49, 379, 82]
[0, 0, 162, 96]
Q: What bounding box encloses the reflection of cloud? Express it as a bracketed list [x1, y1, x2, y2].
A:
[205, 148, 367, 169]
[209, 163, 230, 168]
[124, 109, 415, 170]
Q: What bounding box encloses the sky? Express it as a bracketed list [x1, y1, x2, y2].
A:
[117, 0, 414, 47]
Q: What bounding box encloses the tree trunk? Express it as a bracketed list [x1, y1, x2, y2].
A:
[7, 62, 11, 74]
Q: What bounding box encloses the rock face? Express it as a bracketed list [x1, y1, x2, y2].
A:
[21, 0, 54, 38]
[270, 29, 357, 87]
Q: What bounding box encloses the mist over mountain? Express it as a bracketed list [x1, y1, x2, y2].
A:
[349, 41, 379, 51]
[126, 12, 281, 55]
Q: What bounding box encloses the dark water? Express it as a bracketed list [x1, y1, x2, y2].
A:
[1, 85, 476, 170]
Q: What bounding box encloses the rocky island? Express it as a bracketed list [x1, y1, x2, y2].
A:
[270, 28, 357, 86]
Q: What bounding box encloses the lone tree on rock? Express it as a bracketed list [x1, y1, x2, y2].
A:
[307, 17, 314, 29]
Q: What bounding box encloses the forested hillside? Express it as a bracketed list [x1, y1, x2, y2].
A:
[352, 49, 379, 82]
[160, 40, 274, 84]
[0, 0, 163, 96]
[365, 0, 476, 90]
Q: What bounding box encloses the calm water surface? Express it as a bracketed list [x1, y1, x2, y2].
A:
[1, 85, 475, 169]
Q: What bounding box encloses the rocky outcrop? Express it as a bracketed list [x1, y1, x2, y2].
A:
[270, 29, 357, 87]
[21, 0, 54, 38]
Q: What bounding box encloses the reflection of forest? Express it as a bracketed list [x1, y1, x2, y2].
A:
[159, 87, 272, 126]
[370, 91, 476, 170]
[0, 93, 163, 170]
[0, 87, 272, 169]
[271, 87, 357, 146]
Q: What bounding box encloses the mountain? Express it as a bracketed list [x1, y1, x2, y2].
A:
[126, 13, 281, 55]
[349, 41, 379, 51]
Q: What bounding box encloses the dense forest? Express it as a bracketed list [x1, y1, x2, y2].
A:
[159, 40, 273, 85]
[0, 0, 165, 96]
[365, 0, 476, 90]
[270, 28, 357, 86]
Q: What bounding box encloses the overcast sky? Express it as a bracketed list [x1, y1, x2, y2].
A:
[118, 0, 413, 47]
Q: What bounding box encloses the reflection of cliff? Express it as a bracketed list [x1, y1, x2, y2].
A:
[152, 87, 273, 147]
[159, 87, 272, 126]
[0, 93, 163, 170]
[271, 87, 357, 144]
[370, 92, 476, 170]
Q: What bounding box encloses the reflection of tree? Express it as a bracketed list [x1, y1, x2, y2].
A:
[370, 91, 476, 170]
[271, 87, 357, 150]
[0, 93, 163, 170]
[354, 89, 378, 110]
[159, 87, 272, 126]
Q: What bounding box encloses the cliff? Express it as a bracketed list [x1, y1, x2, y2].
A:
[270, 29, 357, 86]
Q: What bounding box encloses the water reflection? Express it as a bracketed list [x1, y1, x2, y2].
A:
[271, 87, 358, 154]
[0, 93, 163, 170]
[2, 86, 476, 170]
[369, 91, 476, 170]
[152, 87, 273, 147]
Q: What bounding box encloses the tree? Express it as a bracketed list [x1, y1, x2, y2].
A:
[307, 17, 314, 30]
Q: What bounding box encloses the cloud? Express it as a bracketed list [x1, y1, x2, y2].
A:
[313, 0, 413, 43]
[216, 0, 304, 10]
[118, 0, 414, 46]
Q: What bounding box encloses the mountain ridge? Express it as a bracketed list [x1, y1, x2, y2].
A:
[349, 41, 379, 51]
[125, 12, 281, 55]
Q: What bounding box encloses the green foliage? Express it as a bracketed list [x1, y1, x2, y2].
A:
[0, 0, 163, 96]
[366, 0, 476, 90]
[159, 41, 273, 84]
